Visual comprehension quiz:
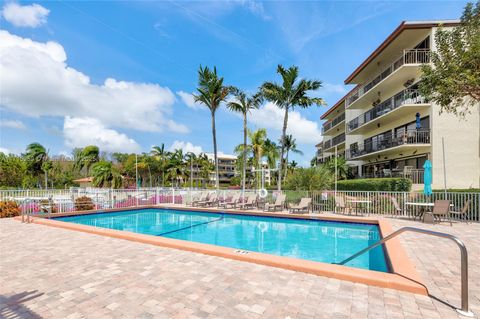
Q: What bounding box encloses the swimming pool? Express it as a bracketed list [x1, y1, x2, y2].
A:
[55, 208, 389, 272]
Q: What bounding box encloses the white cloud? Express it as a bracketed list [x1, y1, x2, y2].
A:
[321, 83, 348, 95]
[0, 30, 188, 134]
[176, 91, 204, 110]
[250, 102, 322, 144]
[0, 119, 26, 130]
[2, 2, 49, 28]
[169, 140, 203, 155]
[235, 0, 271, 20]
[0, 147, 11, 154]
[63, 117, 140, 153]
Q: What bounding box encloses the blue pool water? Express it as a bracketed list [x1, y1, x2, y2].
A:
[55, 209, 389, 272]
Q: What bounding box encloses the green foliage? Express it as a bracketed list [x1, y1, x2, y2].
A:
[336, 178, 412, 192]
[324, 157, 350, 180]
[91, 161, 123, 188]
[260, 64, 325, 190]
[284, 166, 333, 191]
[0, 152, 27, 187]
[193, 65, 230, 188]
[74, 145, 100, 174]
[0, 201, 20, 218]
[419, 1, 480, 116]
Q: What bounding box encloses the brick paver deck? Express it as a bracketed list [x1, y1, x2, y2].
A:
[1, 215, 478, 318]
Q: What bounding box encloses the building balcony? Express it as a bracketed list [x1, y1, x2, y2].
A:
[322, 113, 345, 134]
[346, 49, 430, 109]
[347, 88, 429, 134]
[323, 133, 346, 152]
[346, 129, 430, 160]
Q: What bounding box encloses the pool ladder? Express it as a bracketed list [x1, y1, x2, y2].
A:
[337, 227, 474, 317]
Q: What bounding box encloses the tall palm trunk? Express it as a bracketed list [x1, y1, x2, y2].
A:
[242, 113, 247, 193]
[283, 150, 289, 181]
[212, 111, 219, 189]
[277, 107, 289, 191]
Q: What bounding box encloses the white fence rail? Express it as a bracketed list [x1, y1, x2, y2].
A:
[1, 188, 478, 222]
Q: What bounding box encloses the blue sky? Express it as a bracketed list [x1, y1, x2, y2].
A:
[0, 0, 468, 165]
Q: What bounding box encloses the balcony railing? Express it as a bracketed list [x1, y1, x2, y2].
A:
[322, 113, 345, 133]
[346, 49, 431, 107]
[346, 129, 430, 159]
[324, 133, 346, 150]
[360, 169, 425, 184]
[347, 88, 427, 132]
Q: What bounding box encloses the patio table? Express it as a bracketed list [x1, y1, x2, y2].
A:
[347, 199, 372, 216]
[405, 202, 453, 221]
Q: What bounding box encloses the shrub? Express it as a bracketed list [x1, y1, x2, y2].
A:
[284, 166, 333, 191]
[336, 178, 412, 192]
[75, 196, 95, 211]
[0, 201, 21, 218]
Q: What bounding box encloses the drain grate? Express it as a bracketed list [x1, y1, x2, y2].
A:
[233, 249, 250, 255]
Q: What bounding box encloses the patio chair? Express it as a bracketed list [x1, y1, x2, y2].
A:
[218, 193, 240, 209]
[235, 195, 257, 210]
[432, 200, 452, 225]
[390, 197, 402, 217]
[449, 200, 470, 224]
[191, 193, 208, 207]
[289, 198, 312, 214]
[198, 194, 218, 207]
[264, 194, 286, 212]
[335, 196, 351, 214]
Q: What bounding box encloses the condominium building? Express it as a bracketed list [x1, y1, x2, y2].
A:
[319, 20, 480, 189]
[317, 97, 347, 165]
[205, 153, 237, 185]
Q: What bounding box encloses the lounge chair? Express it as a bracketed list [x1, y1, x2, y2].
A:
[432, 200, 451, 225]
[198, 194, 218, 207]
[449, 200, 470, 223]
[390, 197, 402, 217]
[289, 198, 311, 214]
[191, 193, 209, 207]
[335, 196, 351, 214]
[218, 193, 240, 209]
[235, 195, 257, 210]
[264, 194, 286, 212]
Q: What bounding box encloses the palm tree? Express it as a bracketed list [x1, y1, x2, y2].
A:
[74, 145, 99, 175]
[167, 149, 187, 186]
[193, 66, 230, 189]
[248, 129, 267, 188]
[151, 144, 169, 186]
[24, 143, 48, 187]
[227, 87, 262, 193]
[260, 65, 325, 190]
[325, 156, 349, 180]
[198, 153, 214, 187]
[184, 152, 198, 188]
[91, 161, 122, 188]
[281, 135, 303, 181]
[263, 138, 280, 186]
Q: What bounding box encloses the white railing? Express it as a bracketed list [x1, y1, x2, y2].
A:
[2, 188, 478, 222]
[346, 49, 431, 107]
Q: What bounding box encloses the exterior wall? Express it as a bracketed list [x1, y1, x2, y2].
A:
[430, 103, 480, 189]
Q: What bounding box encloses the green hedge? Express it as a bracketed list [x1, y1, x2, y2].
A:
[336, 178, 412, 192]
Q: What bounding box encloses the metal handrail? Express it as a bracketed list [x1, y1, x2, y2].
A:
[337, 227, 474, 317]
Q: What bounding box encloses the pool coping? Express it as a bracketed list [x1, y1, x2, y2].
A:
[17, 205, 427, 295]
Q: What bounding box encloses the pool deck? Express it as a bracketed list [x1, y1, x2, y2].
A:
[1, 209, 479, 318]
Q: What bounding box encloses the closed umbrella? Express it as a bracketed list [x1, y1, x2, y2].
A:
[423, 160, 432, 196]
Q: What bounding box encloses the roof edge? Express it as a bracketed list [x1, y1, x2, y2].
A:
[344, 20, 461, 84]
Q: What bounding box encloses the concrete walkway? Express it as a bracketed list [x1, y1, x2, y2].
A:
[0, 216, 478, 318]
